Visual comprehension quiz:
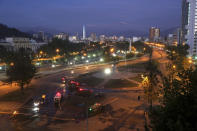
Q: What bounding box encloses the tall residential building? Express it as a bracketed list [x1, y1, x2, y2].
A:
[38, 31, 45, 41]
[83, 25, 86, 40]
[90, 33, 97, 41]
[181, 0, 189, 45]
[182, 0, 197, 57]
[149, 27, 160, 42]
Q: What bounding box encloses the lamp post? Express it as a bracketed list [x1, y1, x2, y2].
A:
[39, 51, 43, 59]
[56, 49, 60, 55]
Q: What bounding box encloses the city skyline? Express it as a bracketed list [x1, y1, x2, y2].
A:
[0, 0, 181, 34]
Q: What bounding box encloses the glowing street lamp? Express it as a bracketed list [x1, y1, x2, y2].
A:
[56, 49, 60, 55]
[40, 51, 43, 55]
[10, 62, 14, 66]
[112, 53, 117, 57]
[100, 58, 104, 62]
[104, 68, 111, 75]
[110, 48, 115, 53]
[52, 64, 56, 68]
[173, 65, 176, 69]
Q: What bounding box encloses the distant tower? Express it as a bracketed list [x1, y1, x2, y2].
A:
[129, 38, 132, 52]
[83, 25, 86, 40]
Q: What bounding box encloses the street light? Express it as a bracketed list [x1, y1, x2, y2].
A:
[82, 56, 85, 59]
[52, 64, 56, 68]
[104, 68, 111, 75]
[40, 51, 43, 55]
[56, 49, 60, 55]
[112, 53, 117, 57]
[100, 58, 104, 62]
[10, 62, 14, 66]
[110, 48, 114, 53]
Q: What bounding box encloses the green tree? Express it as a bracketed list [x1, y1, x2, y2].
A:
[150, 67, 197, 131]
[143, 60, 162, 109]
[132, 41, 152, 54]
[142, 49, 162, 109]
[166, 44, 190, 71]
[150, 44, 197, 131]
[6, 48, 36, 93]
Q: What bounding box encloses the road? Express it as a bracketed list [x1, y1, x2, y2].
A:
[0, 50, 165, 131]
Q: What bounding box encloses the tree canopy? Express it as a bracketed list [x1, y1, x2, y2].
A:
[6, 48, 36, 92]
[150, 44, 197, 131]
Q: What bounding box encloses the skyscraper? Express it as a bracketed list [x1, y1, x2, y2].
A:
[83, 25, 86, 40]
[181, 0, 189, 45]
[182, 0, 197, 57]
[149, 27, 160, 42]
[90, 33, 97, 41]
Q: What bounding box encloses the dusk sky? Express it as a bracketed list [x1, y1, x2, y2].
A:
[0, 0, 181, 34]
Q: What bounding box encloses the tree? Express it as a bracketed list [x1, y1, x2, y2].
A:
[142, 49, 162, 109]
[166, 44, 190, 71]
[143, 59, 162, 109]
[150, 44, 197, 130]
[132, 41, 152, 54]
[38, 38, 86, 58]
[6, 48, 36, 93]
[150, 67, 197, 131]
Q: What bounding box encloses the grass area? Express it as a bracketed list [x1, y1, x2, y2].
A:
[104, 79, 138, 88]
[118, 62, 148, 73]
[75, 71, 104, 87]
[0, 87, 34, 102]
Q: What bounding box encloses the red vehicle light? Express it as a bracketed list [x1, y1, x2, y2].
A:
[56, 92, 61, 97]
[79, 88, 84, 91]
[71, 81, 80, 85]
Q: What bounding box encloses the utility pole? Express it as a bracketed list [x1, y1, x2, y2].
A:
[86, 100, 89, 131]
